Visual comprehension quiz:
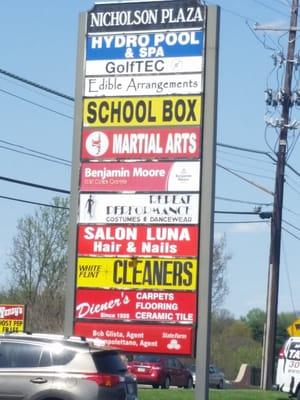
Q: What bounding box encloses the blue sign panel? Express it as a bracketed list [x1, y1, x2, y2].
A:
[86, 31, 203, 60]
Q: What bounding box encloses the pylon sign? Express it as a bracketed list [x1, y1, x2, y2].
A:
[287, 319, 300, 336]
[66, 0, 218, 359]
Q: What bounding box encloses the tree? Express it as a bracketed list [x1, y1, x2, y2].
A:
[212, 235, 231, 311]
[5, 197, 69, 332]
[211, 310, 262, 380]
[241, 308, 266, 344]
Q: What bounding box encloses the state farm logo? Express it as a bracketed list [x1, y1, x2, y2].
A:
[85, 131, 109, 157]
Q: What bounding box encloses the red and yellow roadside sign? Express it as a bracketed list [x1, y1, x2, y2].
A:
[0, 304, 25, 333]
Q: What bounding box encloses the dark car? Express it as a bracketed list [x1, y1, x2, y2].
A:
[0, 332, 138, 400]
[188, 364, 225, 389]
[127, 354, 193, 389]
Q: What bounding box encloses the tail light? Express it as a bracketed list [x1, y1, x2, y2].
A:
[84, 373, 123, 387]
[278, 346, 285, 359]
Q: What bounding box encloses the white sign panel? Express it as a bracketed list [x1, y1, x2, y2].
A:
[85, 56, 203, 76]
[85, 73, 203, 97]
[79, 193, 199, 224]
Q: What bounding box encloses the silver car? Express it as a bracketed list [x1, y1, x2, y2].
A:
[189, 364, 225, 389]
[0, 332, 138, 400]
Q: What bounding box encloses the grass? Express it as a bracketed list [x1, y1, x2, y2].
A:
[138, 388, 290, 400]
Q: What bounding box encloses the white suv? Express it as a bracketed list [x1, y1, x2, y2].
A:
[276, 336, 300, 399]
[0, 332, 138, 400]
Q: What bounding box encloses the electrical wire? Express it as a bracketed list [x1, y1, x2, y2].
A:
[251, 0, 289, 16]
[0, 195, 69, 210]
[0, 88, 73, 119]
[0, 175, 70, 194]
[0, 67, 74, 101]
[216, 196, 272, 206]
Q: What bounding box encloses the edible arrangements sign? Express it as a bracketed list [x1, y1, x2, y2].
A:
[66, 0, 218, 363]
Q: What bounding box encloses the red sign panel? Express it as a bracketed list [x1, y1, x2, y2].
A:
[81, 127, 201, 160]
[0, 304, 24, 320]
[75, 289, 196, 324]
[80, 161, 200, 192]
[74, 321, 194, 355]
[77, 225, 199, 257]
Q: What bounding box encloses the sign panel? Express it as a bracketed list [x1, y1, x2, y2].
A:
[80, 161, 200, 192]
[83, 96, 202, 127]
[81, 127, 201, 160]
[86, 31, 203, 60]
[287, 319, 300, 337]
[75, 289, 197, 323]
[76, 256, 197, 290]
[87, 0, 205, 32]
[79, 193, 199, 224]
[0, 304, 25, 333]
[85, 56, 203, 76]
[85, 74, 202, 97]
[77, 225, 199, 257]
[74, 321, 194, 355]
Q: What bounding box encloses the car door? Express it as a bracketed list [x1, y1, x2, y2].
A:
[209, 365, 219, 386]
[0, 341, 52, 400]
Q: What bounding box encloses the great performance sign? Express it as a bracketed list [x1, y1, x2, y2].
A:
[79, 193, 199, 224]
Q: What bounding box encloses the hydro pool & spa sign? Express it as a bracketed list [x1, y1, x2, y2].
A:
[66, 0, 218, 359]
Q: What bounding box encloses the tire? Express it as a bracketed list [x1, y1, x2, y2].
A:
[184, 376, 193, 389]
[152, 384, 159, 389]
[217, 380, 224, 389]
[161, 376, 171, 389]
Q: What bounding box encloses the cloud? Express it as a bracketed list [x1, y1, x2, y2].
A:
[229, 222, 269, 234]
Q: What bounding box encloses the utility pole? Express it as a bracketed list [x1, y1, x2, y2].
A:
[261, 0, 299, 390]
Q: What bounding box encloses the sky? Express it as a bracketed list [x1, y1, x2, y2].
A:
[0, 0, 299, 319]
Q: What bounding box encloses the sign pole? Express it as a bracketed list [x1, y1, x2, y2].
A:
[195, 5, 219, 400]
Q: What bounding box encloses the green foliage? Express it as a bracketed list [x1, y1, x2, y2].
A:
[211, 310, 262, 380]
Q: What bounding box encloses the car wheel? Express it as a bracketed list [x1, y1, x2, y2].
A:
[161, 376, 171, 389]
[152, 384, 159, 389]
[184, 376, 193, 389]
[217, 379, 224, 389]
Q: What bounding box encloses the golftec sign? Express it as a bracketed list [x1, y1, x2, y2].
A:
[68, 0, 208, 357]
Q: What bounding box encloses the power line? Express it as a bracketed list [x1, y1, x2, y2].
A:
[0, 67, 74, 101]
[215, 220, 268, 224]
[0, 88, 73, 119]
[216, 196, 272, 206]
[0, 175, 70, 194]
[0, 195, 69, 210]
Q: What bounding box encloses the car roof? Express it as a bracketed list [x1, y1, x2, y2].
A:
[0, 332, 117, 352]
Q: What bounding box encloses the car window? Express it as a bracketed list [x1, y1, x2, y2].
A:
[52, 348, 75, 366]
[93, 351, 127, 373]
[134, 355, 161, 363]
[0, 342, 44, 368]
